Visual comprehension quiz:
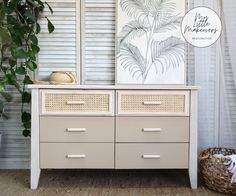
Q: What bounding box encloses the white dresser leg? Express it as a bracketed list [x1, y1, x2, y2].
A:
[31, 89, 41, 189]
[31, 168, 41, 189]
[189, 90, 198, 189]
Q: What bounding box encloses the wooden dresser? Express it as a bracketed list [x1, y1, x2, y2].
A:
[28, 85, 199, 189]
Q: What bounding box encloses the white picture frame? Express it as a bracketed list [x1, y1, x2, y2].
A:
[116, 0, 186, 85]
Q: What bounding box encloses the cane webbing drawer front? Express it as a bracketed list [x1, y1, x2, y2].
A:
[117, 91, 189, 116]
[116, 117, 189, 143]
[41, 90, 114, 115]
[115, 143, 189, 169]
[40, 143, 114, 169]
[40, 117, 114, 142]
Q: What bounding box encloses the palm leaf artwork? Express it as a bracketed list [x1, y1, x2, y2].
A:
[119, 20, 149, 46]
[149, 0, 176, 20]
[120, 0, 149, 23]
[150, 36, 185, 75]
[154, 15, 183, 33]
[119, 43, 146, 79]
[118, 0, 185, 84]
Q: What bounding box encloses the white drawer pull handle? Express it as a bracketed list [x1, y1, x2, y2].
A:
[142, 155, 161, 159]
[66, 101, 85, 105]
[67, 155, 86, 159]
[143, 128, 162, 132]
[66, 128, 86, 132]
[143, 101, 162, 105]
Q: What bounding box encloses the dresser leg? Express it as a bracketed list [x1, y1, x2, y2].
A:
[31, 89, 40, 189]
[189, 90, 198, 189]
[189, 167, 197, 189]
[31, 168, 41, 189]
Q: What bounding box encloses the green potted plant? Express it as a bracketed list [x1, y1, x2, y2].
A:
[0, 0, 54, 137]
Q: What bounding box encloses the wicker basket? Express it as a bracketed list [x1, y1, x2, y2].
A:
[199, 148, 236, 194]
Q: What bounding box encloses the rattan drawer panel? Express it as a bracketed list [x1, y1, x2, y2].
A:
[41, 90, 114, 115]
[117, 91, 189, 116]
[116, 117, 189, 142]
[40, 143, 114, 169]
[40, 117, 114, 142]
[115, 143, 188, 169]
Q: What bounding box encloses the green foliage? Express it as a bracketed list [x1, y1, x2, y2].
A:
[0, 0, 54, 137]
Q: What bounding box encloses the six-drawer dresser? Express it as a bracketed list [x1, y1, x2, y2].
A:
[28, 85, 199, 189]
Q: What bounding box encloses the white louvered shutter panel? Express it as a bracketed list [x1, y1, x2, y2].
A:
[0, 87, 30, 169]
[0, 0, 79, 169]
[82, 0, 116, 85]
[220, 0, 236, 147]
[37, 0, 79, 80]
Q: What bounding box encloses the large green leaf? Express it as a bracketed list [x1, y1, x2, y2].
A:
[31, 44, 40, 54]
[23, 121, 31, 129]
[26, 0, 35, 5]
[5, 68, 16, 84]
[14, 49, 29, 58]
[22, 91, 31, 103]
[7, 15, 17, 25]
[151, 36, 185, 74]
[23, 129, 30, 137]
[15, 66, 26, 75]
[21, 112, 31, 123]
[26, 60, 37, 71]
[36, 22, 41, 34]
[0, 27, 12, 45]
[9, 59, 16, 67]
[46, 17, 54, 33]
[119, 20, 148, 46]
[2, 7, 14, 14]
[23, 10, 36, 22]
[23, 75, 33, 84]
[119, 43, 145, 79]
[29, 34, 38, 45]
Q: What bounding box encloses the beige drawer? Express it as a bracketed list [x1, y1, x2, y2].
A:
[40, 117, 114, 142]
[41, 90, 114, 115]
[115, 143, 188, 169]
[117, 91, 189, 116]
[116, 117, 189, 142]
[40, 143, 114, 169]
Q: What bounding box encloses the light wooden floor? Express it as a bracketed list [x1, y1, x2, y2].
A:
[0, 170, 228, 196]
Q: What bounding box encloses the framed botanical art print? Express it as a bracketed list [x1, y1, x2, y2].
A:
[116, 0, 186, 85]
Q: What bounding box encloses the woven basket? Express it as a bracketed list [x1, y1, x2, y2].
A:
[199, 148, 236, 194]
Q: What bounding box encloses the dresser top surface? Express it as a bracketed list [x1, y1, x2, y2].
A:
[27, 84, 199, 90]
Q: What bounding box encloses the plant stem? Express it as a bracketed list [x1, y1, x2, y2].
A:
[143, 19, 156, 83]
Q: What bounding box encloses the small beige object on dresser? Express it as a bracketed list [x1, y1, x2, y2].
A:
[28, 85, 199, 189]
